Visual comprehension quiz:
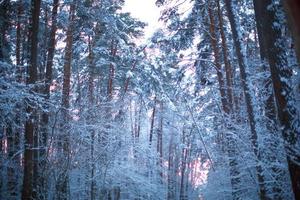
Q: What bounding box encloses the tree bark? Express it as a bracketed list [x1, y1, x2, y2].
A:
[216, 0, 233, 111]
[207, 3, 229, 114]
[16, 0, 23, 82]
[22, 1, 41, 199]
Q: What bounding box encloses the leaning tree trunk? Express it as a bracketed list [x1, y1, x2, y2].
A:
[224, 0, 267, 199]
[22, 0, 41, 199]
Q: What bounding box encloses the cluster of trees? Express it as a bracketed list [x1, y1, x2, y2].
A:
[0, 0, 299, 199]
[154, 0, 300, 199]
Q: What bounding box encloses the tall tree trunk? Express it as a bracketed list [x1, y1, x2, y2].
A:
[253, 0, 286, 198]
[137, 99, 142, 139]
[207, 1, 229, 114]
[167, 134, 175, 200]
[88, 35, 96, 200]
[252, 0, 277, 120]
[39, 4, 48, 81]
[179, 129, 187, 200]
[224, 0, 267, 199]
[16, 0, 23, 82]
[253, 0, 300, 198]
[56, 2, 76, 199]
[157, 102, 163, 180]
[207, 2, 242, 199]
[22, 0, 41, 199]
[0, 0, 10, 62]
[216, 0, 233, 111]
[39, 0, 59, 198]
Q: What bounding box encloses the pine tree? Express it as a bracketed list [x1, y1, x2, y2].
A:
[22, 0, 41, 199]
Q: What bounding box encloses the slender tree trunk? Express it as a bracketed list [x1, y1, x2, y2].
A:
[39, 4, 48, 81]
[167, 135, 175, 200]
[134, 101, 138, 138]
[16, 0, 23, 82]
[39, 0, 59, 198]
[157, 102, 163, 180]
[207, 1, 228, 114]
[21, 13, 29, 67]
[216, 0, 233, 110]
[0, 0, 10, 62]
[88, 35, 96, 200]
[22, 1, 41, 199]
[130, 100, 135, 137]
[149, 96, 157, 144]
[179, 130, 187, 200]
[224, 0, 267, 199]
[137, 99, 142, 138]
[56, 2, 76, 199]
